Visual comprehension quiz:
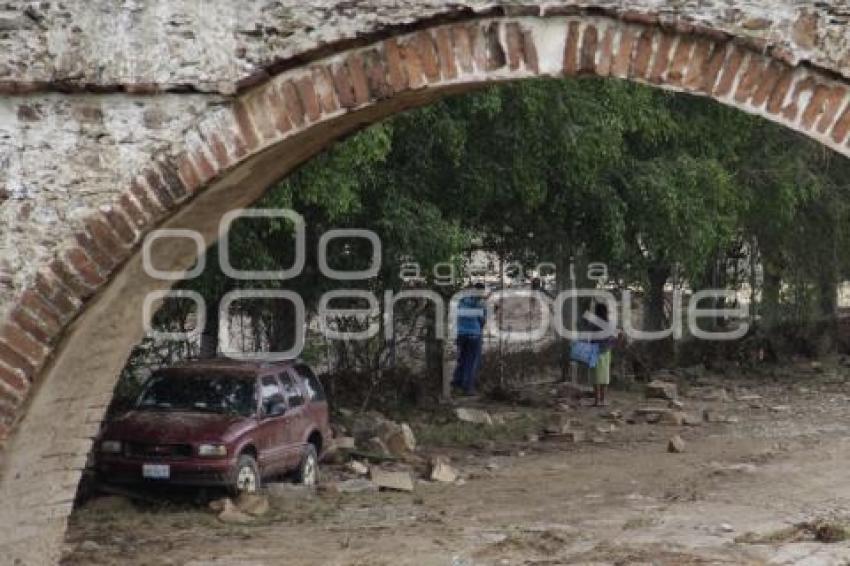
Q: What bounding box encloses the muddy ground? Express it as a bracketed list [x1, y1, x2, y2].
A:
[63, 360, 850, 565]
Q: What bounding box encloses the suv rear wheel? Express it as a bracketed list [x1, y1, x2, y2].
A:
[232, 454, 261, 494]
[294, 444, 318, 486]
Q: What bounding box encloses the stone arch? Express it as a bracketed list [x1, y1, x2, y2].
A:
[4, 10, 850, 563]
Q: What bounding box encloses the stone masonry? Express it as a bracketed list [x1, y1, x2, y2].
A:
[2, 1, 850, 563]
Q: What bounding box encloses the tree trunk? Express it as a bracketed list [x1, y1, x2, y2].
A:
[645, 263, 671, 332]
[199, 296, 219, 359]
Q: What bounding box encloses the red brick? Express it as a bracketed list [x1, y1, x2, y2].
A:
[155, 158, 189, 202]
[751, 62, 783, 107]
[346, 54, 371, 105]
[129, 178, 164, 218]
[596, 26, 616, 77]
[74, 230, 113, 274]
[801, 84, 832, 130]
[245, 93, 277, 142]
[451, 26, 474, 74]
[33, 272, 76, 319]
[0, 363, 27, 396]
[683, 40, 712, 90]
[649, 32, 675, 83]
[232, 100, 259, 151]
[19, 290, 63, 333]
[563, 21, 581, 75]
[699, 43, 729, 93]
[714, 47, 745, 97]
[0, 323, 46, 367]
[667, 36, 694, 85]
[816, 87, 847, 133]
[101, 205, 137, 245]
[766, 70, 796, 114]
[522, 30, 539, 74]
[831, 102, 850, 143]
[188, 144, 217, 184]
[295, 76, 322, 121]
[383, 39, 409, 92]
[86, 215, 126, 261]
[203, 131, 230, 169]
[280, 80, 306, 128]
[630, 29, 654, 79]
[267, 83, 295, 132]
[0, 339, 36, 379]
[611, 27, 638, 78]
[470, 25, 489, 73]
[580, 25, 599, 74]
[332, 62, 357, 108]
[435, 27, 458, 79]
[361, 50, 392, 100]
[734, 57, 767, 104]
[118, 193, 148, 230]
[174, 151, 202, 193]
[49, 257, 93, 300]
[10, 307, 52, 345]
[65, 248, 105, 289]
[415, 32, 441, 81]
[782, 77, 817, 121]
[143, 168, 175, 209]
[505, 23, 524, 71]
[400, 40, 426, 89]
[312, 66, 339, 113]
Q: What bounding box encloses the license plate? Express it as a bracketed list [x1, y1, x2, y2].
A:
[142, 464, 170, 479]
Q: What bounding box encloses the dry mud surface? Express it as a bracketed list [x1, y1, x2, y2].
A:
[63, 364, 850, 565]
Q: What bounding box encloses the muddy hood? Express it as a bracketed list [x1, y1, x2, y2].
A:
[105, 410, 252, 444]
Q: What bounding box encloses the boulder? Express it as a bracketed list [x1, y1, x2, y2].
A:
[218, 498, 254, 524]
[668, 435, 686, 453]
[646, 380, 678, 400]
[335, 478, 378, 493]
[347, 460, 369, 476]
[384, 423, 416, 456]
[235, 493, 270, 517]
[455, 407, 494, 426]
[370, 467, 415, 492]
[430, 457, 459, 483]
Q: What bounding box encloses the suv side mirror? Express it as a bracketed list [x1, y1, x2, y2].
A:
[267, 401, 287, 417]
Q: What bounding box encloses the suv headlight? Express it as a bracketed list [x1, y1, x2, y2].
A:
[198, 443, 227, 457]
[100, 440, 122, 454]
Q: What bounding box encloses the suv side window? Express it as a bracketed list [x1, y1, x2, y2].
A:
[279, 372, 305, 408]
[260, 375, 286, 416]
[296, 364, 326, 402]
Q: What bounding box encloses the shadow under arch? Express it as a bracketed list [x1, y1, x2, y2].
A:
[3, 11, 850, 563]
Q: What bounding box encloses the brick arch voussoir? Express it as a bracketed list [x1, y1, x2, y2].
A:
[3, 11, 850, 448]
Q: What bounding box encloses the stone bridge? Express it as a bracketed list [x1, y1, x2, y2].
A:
[2, 1, 850, 562]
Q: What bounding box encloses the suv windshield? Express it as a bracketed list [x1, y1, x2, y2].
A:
[138, 374, 256, 416]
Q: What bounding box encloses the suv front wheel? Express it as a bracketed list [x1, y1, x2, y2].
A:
[294, 444, 319, 486]
[232, 454, 261, 494]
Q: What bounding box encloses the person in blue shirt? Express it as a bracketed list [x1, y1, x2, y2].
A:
[451, 282, 487, 396]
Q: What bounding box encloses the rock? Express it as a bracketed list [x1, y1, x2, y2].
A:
[668, 435, 686, 453]
[334, 436, 356, 450]
[455, 407, 494, 426]
[719, 523, 735, 533]
[78, 540, 102, 552]
[709, 462, 758, 475]
[657, 410, 686, 426]
[591, 436, 607, 444]
[543, 413, 574, 435]
[335, 478, 378, 493]
[265, 483, 313, 501]
[362, 436, 390, 456]
[646, 380, 678, 400]
[209, 497, 230, 513]
[218, 498, 254, 524]
[703, 409, 735, 423]
[384, 423, 416, 456]
[370, 467, 414, 492]
[430, 457, 459, 483]
[525, 432, 539, 443]
[546, 429, 585, 443]
[735, 394, 762, 403]
[682, 413, 702, 426]
[235, 493, 269, 517]
[668, 399, 685, 410]
[600, 409, 623, 421]
[351, 411, 390, 442]
[770, 405, 791, 413]
[595, 424, 616, 434]
[347, 460, 369, 476]
[632, 406, 673, 423]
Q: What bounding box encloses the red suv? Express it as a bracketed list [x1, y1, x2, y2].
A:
[96, 359, 331, 493]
